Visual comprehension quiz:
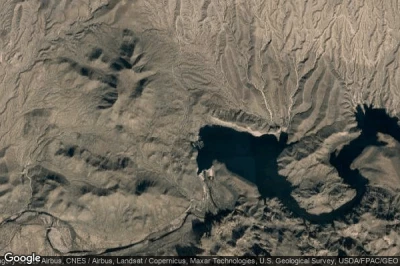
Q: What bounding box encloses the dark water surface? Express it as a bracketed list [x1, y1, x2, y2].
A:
[195, 105, 400, 223]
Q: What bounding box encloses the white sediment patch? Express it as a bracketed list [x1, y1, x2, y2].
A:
[209, 116, 282, 139]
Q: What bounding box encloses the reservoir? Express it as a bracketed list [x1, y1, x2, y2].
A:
[195, 104, 400, 223]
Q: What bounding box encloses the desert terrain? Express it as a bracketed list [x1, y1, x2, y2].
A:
[0, 0, 399, 256]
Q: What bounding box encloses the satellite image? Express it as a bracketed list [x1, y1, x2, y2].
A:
[0, 0, 399, 257]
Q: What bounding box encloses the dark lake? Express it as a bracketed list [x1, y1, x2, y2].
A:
[195, 104, 400, 223]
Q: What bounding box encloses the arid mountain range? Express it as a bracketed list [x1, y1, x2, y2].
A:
[0, 0, 399, 256]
